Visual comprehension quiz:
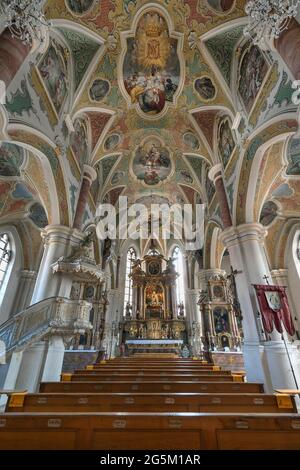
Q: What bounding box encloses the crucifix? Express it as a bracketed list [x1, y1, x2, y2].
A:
[227, 267, 243, 292]
[227, 266, 243, 321]
[263, 274, 270, 285]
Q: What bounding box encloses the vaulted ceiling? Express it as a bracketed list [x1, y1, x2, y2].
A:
[2, 0, 300, 260]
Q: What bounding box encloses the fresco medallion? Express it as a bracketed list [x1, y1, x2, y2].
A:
[121, 9, 183, 117]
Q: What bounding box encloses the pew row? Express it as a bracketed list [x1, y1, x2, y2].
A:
[40, 381, 264, 393]
[0, 412, 299, 450]
[5, 392, 297, 413]
[74, 370, 232, 376]
[65, 373, 237, 382]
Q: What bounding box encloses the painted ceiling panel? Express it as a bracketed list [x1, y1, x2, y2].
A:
[58, 27, 101, 90]
[205, 26, 244, 86]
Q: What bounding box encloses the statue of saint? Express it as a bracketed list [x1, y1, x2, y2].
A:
[178, 301, 185, 317]
[131, 259, 143, 275]
[125, 302, 132, 318]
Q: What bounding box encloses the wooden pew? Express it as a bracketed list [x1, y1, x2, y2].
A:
[89, 366, 217, 371]
[0, 412, 299, 449]
[102, 358, 214, 367]
[74, 369, 230, 376]
[103, 361, 211, 366]
[66, 373, 236, 382]
[5, 392, 297, 414]
[40, 380, 264, 394]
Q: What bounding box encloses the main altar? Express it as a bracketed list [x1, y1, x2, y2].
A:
[121, 250, 187, 355]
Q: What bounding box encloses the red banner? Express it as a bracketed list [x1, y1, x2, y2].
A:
[253, 285, 295, 336]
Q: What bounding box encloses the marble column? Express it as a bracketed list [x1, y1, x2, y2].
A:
[15, 342, 47, 392]
[12, 270, 37, 313]
[164, 285, 170, 316]
[0, 350, 23, 409]
[30, 225, 80, 305]
[220, 224, 300, 391]
[41, 336, 65, 382]
[186, 289, 203, 355]
[170, 283, 177, 318]
[208, 164, 232, 229]
[101, 289, 120, 358]
[73, 165, 97, 230]
[116, 256, 121, 289]
[274, 18, 300, 80]
[185, 255, 190, 289]
[186, 289, 201, 325]
[136, 285, 142, 315]
[132, 284, 138, 318]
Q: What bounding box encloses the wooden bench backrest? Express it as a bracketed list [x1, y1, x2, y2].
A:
[5, 392, 296, 414]
[39, 381, 264, 394]
[0, 413, 299, 450]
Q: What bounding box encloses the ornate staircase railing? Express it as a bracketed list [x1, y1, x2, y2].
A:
[0, 297, 93, 356]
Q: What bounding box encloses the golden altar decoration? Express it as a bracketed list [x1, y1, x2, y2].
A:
[122, 250, 186, 345]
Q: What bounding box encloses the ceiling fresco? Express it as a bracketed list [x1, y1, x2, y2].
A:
[131, 137, 172, 186]
[0, 0, 299, 266]
[121, 9, 183, 116]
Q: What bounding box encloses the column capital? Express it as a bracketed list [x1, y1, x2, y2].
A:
[220, 223, 268, 248]
[198, 268, 226, 283]
[41, 225, 86, 243]
[271, 269, 289, 285]
[208, 164, 223, 184]
[41, 225, 74, 244]
[20, 270, 37, 280]
[83, 164, 97, 183]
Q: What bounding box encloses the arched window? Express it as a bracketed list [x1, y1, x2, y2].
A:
[172, 246, 185, 312]
[123, 247, 136, 315]
[0, 233, 11, 291]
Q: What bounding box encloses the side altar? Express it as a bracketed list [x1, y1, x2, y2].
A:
[121, 251, 187, 355]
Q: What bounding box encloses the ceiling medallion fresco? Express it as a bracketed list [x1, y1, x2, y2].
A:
[259, 200, 278, 226]
[286, 137, 300, 176]
[194, 76, 216, 101]
[183, 132, 200, 151]
[65, 0, 95, 16]
[104, 133, 122, 151]
[89, 78, 110, 102]
[206, 0, 235, 13]
[131, 137, 173, 187]
[119, 7, 184, 119]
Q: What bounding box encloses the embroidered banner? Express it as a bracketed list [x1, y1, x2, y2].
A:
[253, 284, 295, 336]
